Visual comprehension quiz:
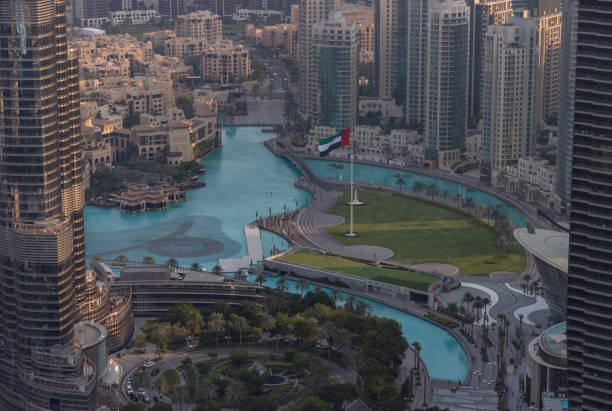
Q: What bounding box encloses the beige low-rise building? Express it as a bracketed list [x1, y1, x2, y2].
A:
[175, 10, 222, 43]
[201, 41, 251, 83]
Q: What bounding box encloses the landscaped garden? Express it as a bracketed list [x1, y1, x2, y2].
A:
[282, 250, 437, 291]
[124, 286, 411, 411]
[323, 187, 526, 276]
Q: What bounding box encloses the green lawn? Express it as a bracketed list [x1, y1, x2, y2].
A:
[323, 187, 526, 276]
[281, 250, 437, 291]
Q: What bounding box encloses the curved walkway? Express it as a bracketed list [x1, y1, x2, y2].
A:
[505, 283, 549, 326]
[461, 282, 499, 325]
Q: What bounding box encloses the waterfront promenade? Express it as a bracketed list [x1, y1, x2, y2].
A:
[219, 225, 264, 271]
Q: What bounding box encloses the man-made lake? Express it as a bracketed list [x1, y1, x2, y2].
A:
[84, 126, 307, 268]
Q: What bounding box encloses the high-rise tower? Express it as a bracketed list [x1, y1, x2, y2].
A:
[480, 20, 537, 184]
[468, 0, 513, 121]
[424, 0, 470, 169]
[310, 14, 358, 130]
[555, 0, 577, 210]
[297, 0, 335, 118]
[0, 1, 95, 409]
[566, 0, 612, 407]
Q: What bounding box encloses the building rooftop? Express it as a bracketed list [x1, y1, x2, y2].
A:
[514, 228, 568, 272]
[74, 321, 107, 348]
[541, 322, 567, 359]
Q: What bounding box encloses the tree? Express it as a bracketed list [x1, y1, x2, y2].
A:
[212, 264, 223, 275]
[170, 385, 190, 411]
[191, 262, 201, 270]
[143, 256, 155, 265]
[447, 302, 459, 319]
[194, 379, 218, 402]
[123, 112, 140, 129]
[148, 322, 171, 355]
[167, 258, 178, 268]
[134, 332, 147, 349]
[396, 177, 406, 194]
[133, 371, 151, 391]
[298, 279, 307, 296]
[116, 254, 128, 263]
[354, 300, 371, 319]
[208, 312, 225, 347]
[261, 314, 277, 341]
[455, 193, 462, 207]
[224, 380, 248, 407]
[153, 376, 166, 399]
[462, 292, 474, 314]
[496, 234, 512, 257]
[255, 275, 266, 286]
[292, 315, 318, 350]
[230, 314, 249, 345]
[382, 142, 394, 163]
[334, 327, 351, 366]
[442, 190, 449, 204]
[286, 396, 332, 411]
[149, 404, 173, 411]
[426, 183, 439, 201]
[120, 404, 147, 411]
[412, 181, 425, 197]
[177, 95, 194, 118]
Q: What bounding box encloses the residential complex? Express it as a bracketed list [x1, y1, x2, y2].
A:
[555, 0, 577, 210]
[309, 15, 359, 130]
[424, 0, 470, 170]
[297, 0, 335, 118]
[175, 10, 222, 43]
[480, 21, 537, 183]
[200, 40, 251, 83]
[468, 0, 513, 120]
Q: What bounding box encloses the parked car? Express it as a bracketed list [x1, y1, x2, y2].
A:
[150, 367, 160, 376]
[143, 361, 155, 368]
[142, 393, 150, 403]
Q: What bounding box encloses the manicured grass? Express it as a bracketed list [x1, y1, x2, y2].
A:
[425, 313, 459, 328]
[324, 187, 526, 276]
[282, 250, 437, 291]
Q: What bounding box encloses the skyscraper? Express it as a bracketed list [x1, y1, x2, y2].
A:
[0, 1, 94, 408]
[73, 0, 109, 26]
[424, 0, 470, 169]
[310, 15, 358, 130]
[529, 0, 562, 128]
[555, 0, 577, 210]
[468, 0, 513, 121]
[566, 0, 612, 407]
[480, 20, 537, 184]
[297, 0, 334, 118]
[406, 0, 428, 126]
[374, 0, 397, 99]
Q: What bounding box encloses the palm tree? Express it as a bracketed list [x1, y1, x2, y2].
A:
[518, 314, 524, 342]
[412, 181, 425, 197]
[191, 262, 200, 270]
[396, 176, 406, 193]
[331, 289, 339, 306]
[170, 386, 189, 411]
[212, 264, 223, 276]
[335, 328, 351, 366]
[225, 380, 248, 407]
[298, 279, 307, 296]
[345, 295, 356, 311]
[232, 315, 249, 345]
[255, 275, 266, 286]
[455, 193, 462, 207]
[462, 292, 474, 314]
[447, 302, 459, 319]
[473, 299, 484, 322]
[426, 183, 439, 201]
[194, 379, 218, 402]
[465, 197, 475, 212]
[486, 205, 494, 224]
[167, 258, 178, 268]
[208, 313, 225, 347]
[276, 277, 288, 293]
[382, 142, 394, 163]
[234, 269, 243, 280]
[115, 254, 128, 263]
[355, 300, 371, 319]
[142, 256, 155, 265]
[400, 145, 410, 162]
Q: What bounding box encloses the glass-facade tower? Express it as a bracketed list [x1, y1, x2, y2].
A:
[0, 1, 95, 409]
[566, 0, 612, 407]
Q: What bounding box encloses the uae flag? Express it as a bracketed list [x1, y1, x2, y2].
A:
[318, 128, 350, 157]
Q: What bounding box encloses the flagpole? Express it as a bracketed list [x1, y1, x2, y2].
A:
[350, 142, 354, 236]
